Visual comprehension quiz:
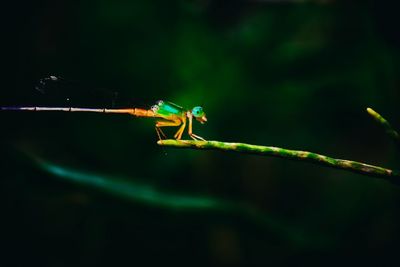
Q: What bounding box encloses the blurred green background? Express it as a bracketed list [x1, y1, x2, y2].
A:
[1, 0, 400, 265]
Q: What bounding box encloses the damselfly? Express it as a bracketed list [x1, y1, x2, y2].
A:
[0, 100, 207, 140]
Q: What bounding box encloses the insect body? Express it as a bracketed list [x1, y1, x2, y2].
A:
[151, 100, 207, 140]
[0, 100, 207, 140]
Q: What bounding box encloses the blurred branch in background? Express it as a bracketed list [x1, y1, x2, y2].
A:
[159, 108, 400, 183]
[367, 107, 400, 147]
[27, 154, 331, 248]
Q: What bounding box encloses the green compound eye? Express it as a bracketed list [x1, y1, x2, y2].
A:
[192, 106, 204, 118]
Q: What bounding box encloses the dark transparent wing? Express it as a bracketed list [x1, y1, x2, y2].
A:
[34, 75, 119, 108]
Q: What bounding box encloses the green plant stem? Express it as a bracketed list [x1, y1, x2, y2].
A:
[158, 140, 400, 181]
[367, 107, 400, 145]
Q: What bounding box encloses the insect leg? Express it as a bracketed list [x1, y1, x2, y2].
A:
[188, 115, 205, 141]
[174, 117, 187, 140]
[155, 119, 182, 140]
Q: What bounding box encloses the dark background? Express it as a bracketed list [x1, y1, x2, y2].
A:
[1, 0, 400, 265]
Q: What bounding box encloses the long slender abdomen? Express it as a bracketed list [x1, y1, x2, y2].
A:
[0, 106, 156, 117]
[119, 108, 155, 117]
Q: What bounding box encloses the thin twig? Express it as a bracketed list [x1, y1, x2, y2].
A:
[158, 140, 400, 182]
[367, 107, 400, 146]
